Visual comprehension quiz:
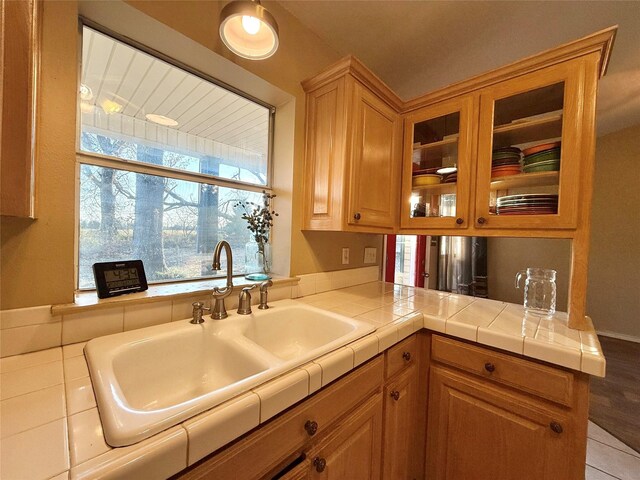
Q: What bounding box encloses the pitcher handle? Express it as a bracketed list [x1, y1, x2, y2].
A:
[515, 270, 527, 289]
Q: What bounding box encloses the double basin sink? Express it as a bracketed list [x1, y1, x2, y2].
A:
[84, 300, 374, 447]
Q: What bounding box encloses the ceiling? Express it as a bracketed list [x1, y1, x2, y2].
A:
[280, 1, 640, 136]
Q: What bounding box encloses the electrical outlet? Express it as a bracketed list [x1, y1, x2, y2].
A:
[341, 248, 350, 265]
[363, 247, 377, 264]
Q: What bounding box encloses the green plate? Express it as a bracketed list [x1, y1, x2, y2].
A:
[523, 159, 561, 173]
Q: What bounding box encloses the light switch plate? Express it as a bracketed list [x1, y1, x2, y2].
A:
[363, 247, 377, 264]
[342, 248, 350, 265]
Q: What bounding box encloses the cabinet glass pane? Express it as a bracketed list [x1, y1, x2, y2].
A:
[410, 112, 460, 219]
[489, 82, 564, 217]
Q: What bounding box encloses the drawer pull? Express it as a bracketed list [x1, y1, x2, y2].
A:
[313, 457, 327, 472]
[402, 351, 412, 362]
[484, 362, 496, 373]
[550, 422, 564, 434]
[390, 390, 400, 401]
[304, 420, 318, 436]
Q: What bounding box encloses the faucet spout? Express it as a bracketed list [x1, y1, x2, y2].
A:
[211, 240, 234, 319]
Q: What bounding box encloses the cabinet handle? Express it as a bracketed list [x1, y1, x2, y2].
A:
[304, 420, 318, 436]
[477, 216, 487, 225]
[456, 217, 464, 225]
[402, 351, 412, 362]
[390, 390, 400, 401]
[313, 457, 327, 472]
[550, 422, 564, 434]
[484, 362, 496, 373]
[353, 212, 361, 220]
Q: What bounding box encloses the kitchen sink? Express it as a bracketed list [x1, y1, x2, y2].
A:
[239, 305, 363, 361]
[84, 300, 374, 447]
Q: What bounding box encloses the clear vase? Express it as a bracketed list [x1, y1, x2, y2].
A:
[245, 240, 271, 279]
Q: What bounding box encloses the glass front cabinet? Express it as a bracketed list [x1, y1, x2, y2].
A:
[401, 56, 592, 233]
[474, 58, 587, 231]
[400, 96, 475, 229]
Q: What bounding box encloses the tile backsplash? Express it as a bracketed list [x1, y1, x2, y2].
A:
[0, 266, 380, 358]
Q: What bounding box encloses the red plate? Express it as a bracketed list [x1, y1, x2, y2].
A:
[522, 141, 562, 157]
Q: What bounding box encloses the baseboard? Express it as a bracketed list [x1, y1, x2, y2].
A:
[596, 330, 640, 344]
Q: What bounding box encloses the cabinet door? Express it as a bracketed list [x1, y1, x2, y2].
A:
[474, 57, 592, 231]
[400, 95, 476, 230]
[426, 366, 574, 480]
[348, 81, 402, 229]
[382, 365, 423, 480]
[303, 78, 347, 231]
[306, 393, 383, 480]
[1, 0, 40, 218]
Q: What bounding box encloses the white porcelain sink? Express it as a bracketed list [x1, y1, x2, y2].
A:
[85, 300, 374, 446]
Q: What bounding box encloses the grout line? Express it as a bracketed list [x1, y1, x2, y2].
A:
[588, 437, 640, 460]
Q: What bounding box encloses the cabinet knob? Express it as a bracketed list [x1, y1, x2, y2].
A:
[402, 351, 412, 362]
[550, 422, 564, 434]
[304, 420, 318, 436]
[390, 390, 400, 401]
[484, 362, 496, 373]
[313, 457, 327, 472]
[477, 216, 487, 225]
[456, 217, 464, 225]
[353, 212, 361, 220]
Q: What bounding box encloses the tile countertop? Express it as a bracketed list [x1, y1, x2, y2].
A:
[0, 282, 605, 480]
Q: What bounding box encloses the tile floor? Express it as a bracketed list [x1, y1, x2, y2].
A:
[586, 421, 640, 479]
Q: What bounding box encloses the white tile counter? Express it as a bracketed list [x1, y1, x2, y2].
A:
[0, 282, 605, 479]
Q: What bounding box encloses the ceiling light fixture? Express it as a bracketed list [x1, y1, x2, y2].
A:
[79, 83, 93, 101]
[436, 166, 457, 175]
[101, 99, 123, 115]
[145, 113, 179, 127]
[219, 0, 279, 60]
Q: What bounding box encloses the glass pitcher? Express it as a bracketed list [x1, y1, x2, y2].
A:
[515, 268, 557, 315]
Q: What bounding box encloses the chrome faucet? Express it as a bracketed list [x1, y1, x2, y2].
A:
[211, 240, 234, 319]
[237, 285, 256, 315]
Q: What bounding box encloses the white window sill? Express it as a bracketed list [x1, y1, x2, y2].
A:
[51, 275, 299, 316]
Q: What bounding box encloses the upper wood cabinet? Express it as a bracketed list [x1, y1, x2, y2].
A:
[1, 0, 41, 218]
[302, 57, 403, 233]
[400, 94, 477, 230]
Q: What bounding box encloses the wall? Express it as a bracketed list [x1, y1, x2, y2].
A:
[587, 124, 640, 339]
[0, 0, 382, 310]
[487, 238, 571, 312]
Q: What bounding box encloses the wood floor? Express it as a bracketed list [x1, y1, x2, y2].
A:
[589, 336, 640, 454]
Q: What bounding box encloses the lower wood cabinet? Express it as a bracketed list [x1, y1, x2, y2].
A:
[426, 335, 589, 480]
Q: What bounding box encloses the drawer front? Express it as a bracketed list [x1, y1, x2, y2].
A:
[386, 334, 418, 379]
[179, 356, 384, 479]
[431, 335, 574, 406]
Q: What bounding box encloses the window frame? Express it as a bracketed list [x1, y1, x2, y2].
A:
[75, 19, 276, 291]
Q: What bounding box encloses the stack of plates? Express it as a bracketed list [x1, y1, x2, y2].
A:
[443, 171, 457, 183]
[522, 142, 561, 173]
[492, 147, 521, 178]
[496, 194, 558, 215]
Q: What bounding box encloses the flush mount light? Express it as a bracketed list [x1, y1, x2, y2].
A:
[219, 0, 279, 60]
[79, 83, 93, 101]
[101, 99, 123, 115]
[436, 166, 458, 175]
[145, 113, 179, 127]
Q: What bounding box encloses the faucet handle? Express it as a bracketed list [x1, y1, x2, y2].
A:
[237, 285, 256, 315]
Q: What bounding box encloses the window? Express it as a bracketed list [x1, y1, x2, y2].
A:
[77, 25, 273, 289]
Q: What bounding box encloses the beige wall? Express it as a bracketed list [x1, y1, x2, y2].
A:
[0, 0, 382, 310]
[487, 238, 571, 312]
[587, 124, 640, 338]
